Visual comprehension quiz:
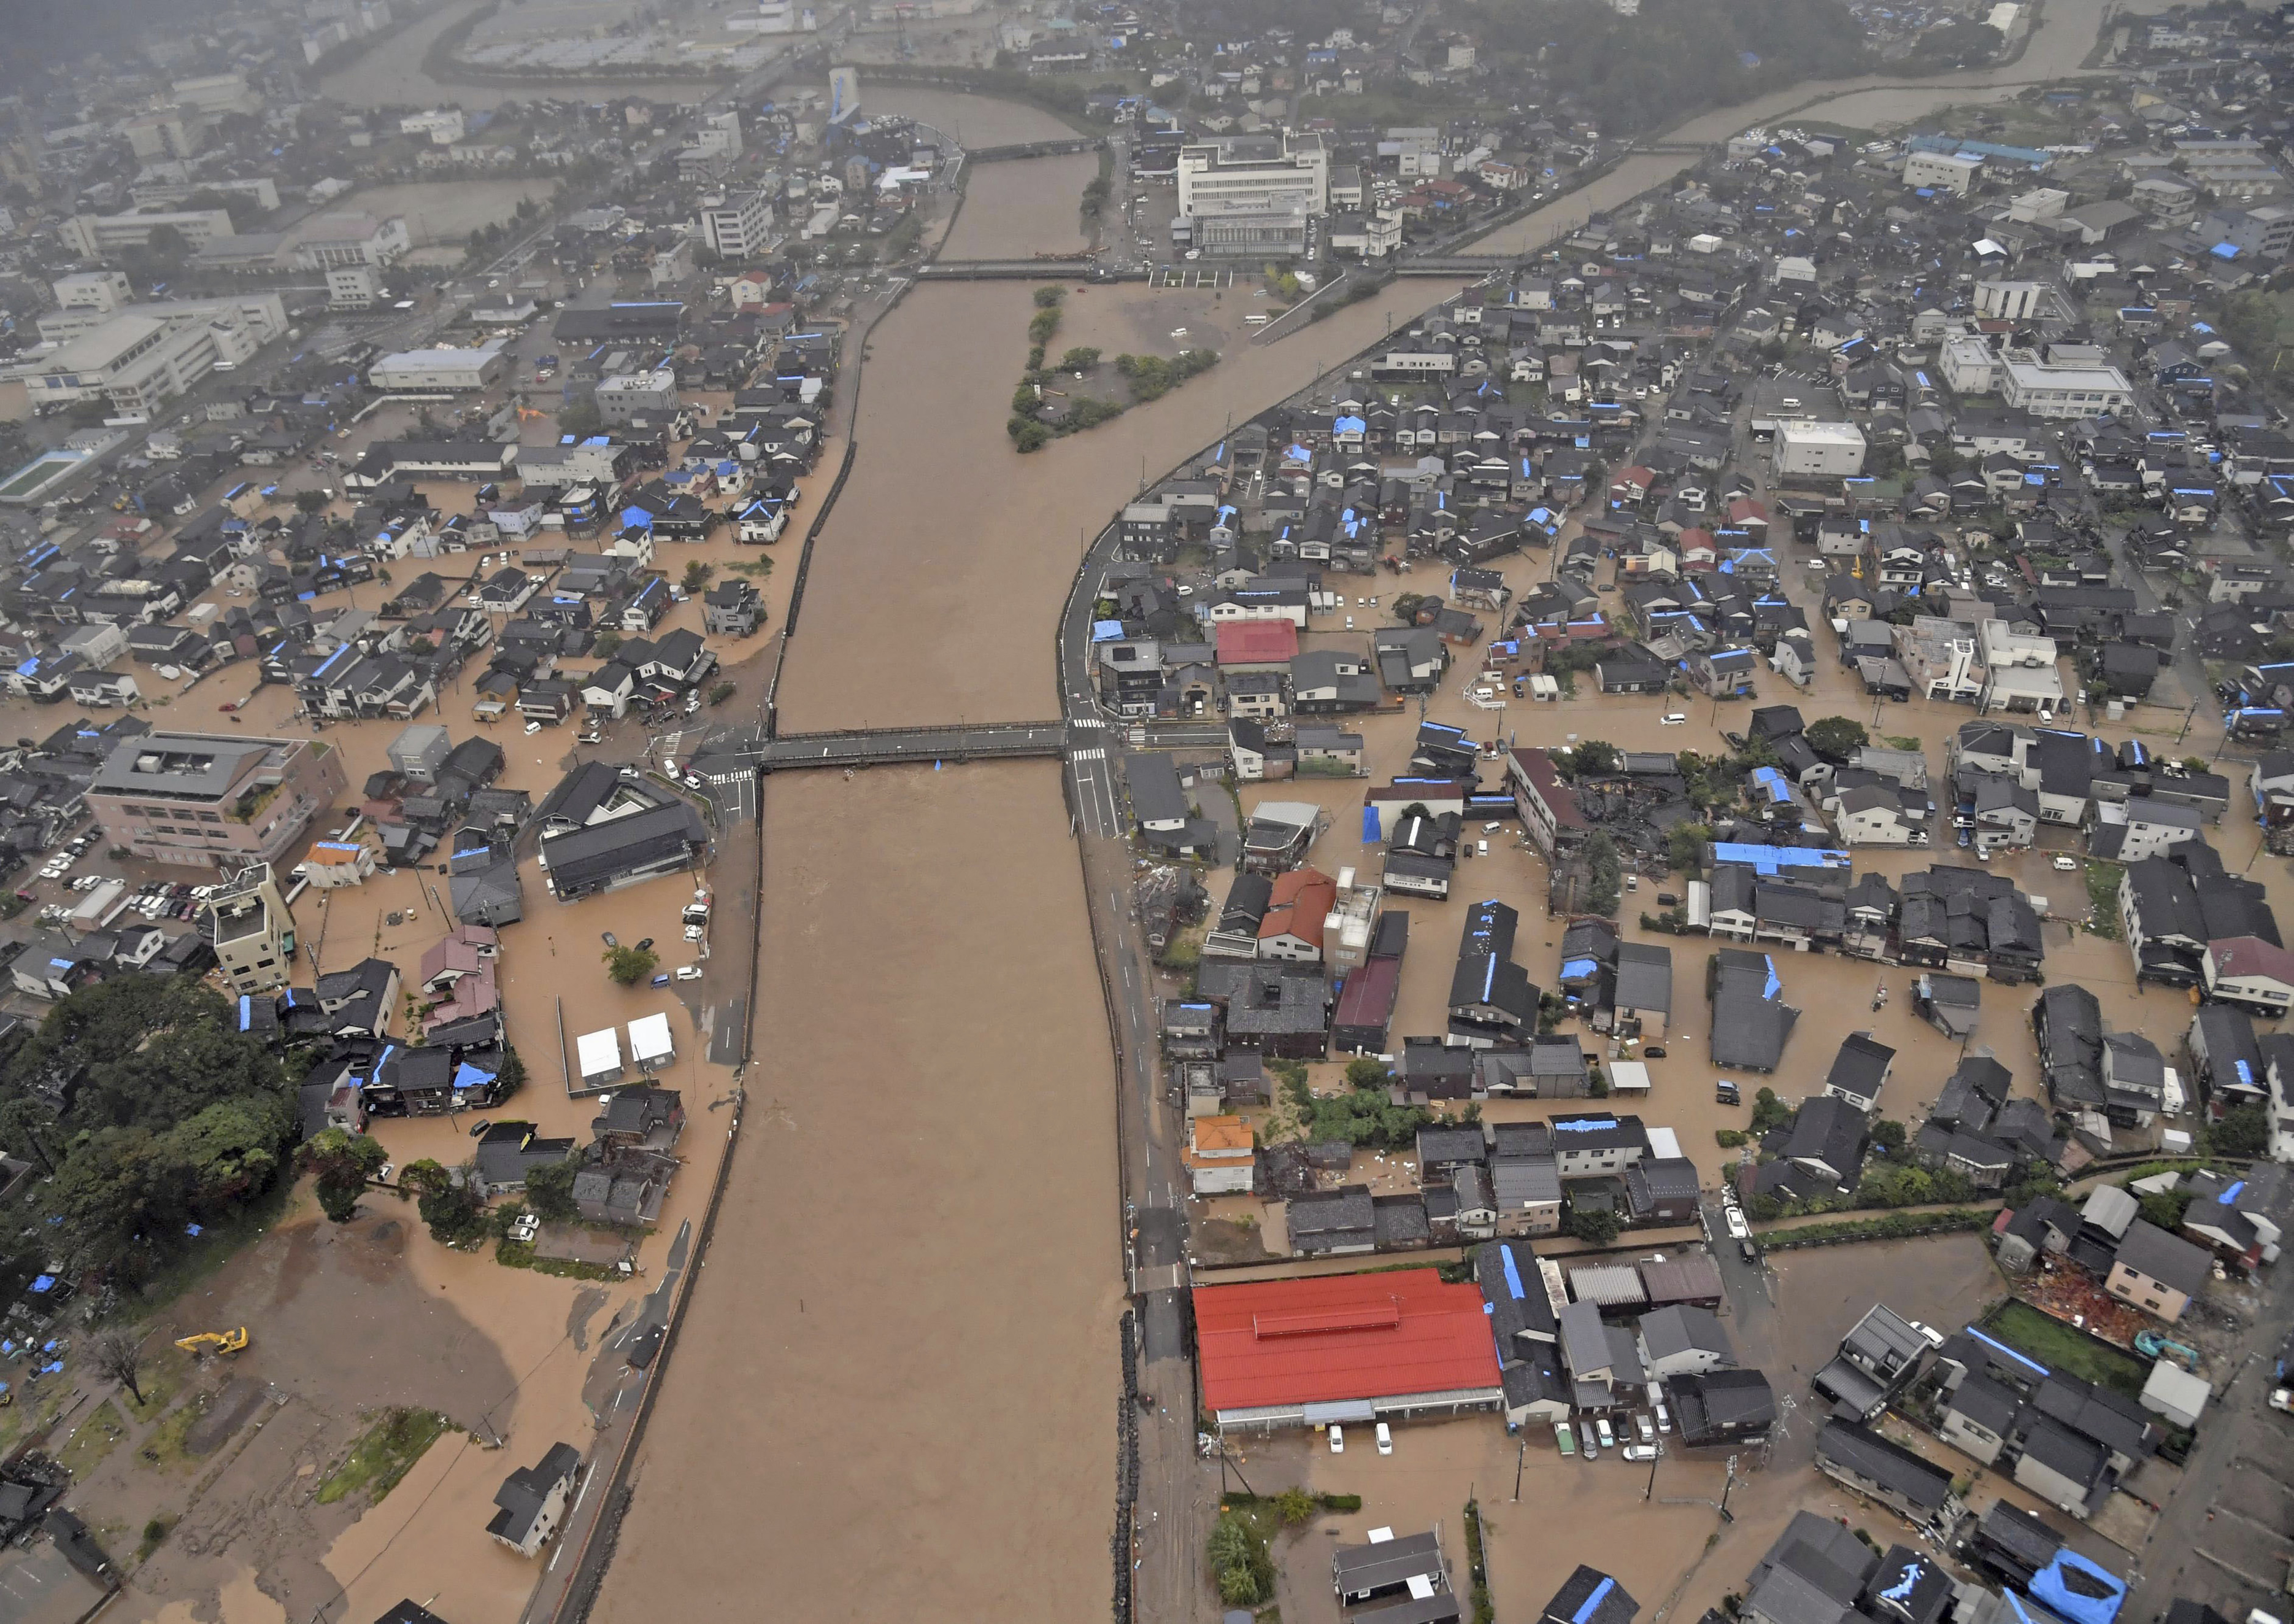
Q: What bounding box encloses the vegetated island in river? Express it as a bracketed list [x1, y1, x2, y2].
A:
[1009, 286, 1219, 452]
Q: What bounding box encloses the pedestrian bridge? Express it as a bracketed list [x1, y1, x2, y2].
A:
[1392, 254, 1517, 276]
[751, 721, 1071, 772]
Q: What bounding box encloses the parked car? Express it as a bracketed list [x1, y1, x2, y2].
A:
[674, 964, 703, 981]
[1375, 1422, 1392, 1455]
[1595, 1417, 1615, 1450]
[1328, 1425, 1344, 1454]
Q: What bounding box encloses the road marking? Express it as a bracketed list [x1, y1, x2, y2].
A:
[1071, 747, 1106, 762]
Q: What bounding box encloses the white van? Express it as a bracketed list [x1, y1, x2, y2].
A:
[1244, 313, 1270, 327]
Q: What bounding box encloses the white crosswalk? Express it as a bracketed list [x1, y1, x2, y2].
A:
[1071, 747, 1106, 762]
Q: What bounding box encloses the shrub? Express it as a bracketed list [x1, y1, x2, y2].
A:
[1715, 1128, 1747, 1148]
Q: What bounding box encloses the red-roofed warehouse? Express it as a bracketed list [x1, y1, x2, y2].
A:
[1193, 1269, 1504, 1431]
[1216, 620, 1300, 668]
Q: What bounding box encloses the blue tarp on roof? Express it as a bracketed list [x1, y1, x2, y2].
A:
[1710, 842, 1846, 873]
[1967, 1325, 2048, 1376]
[1500, 1245, 1526, 1300]
[1555, 1117, 1618, 1133]
[1362, 806, 1381, 842]
[1574, 1577, 1619, 1624]
[1560, 957, 1598, 979]
[2028, 1551, 2127, 1624]
[1092, 620, 1125, 642]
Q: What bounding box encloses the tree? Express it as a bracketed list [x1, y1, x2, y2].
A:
[556, 399, 603, 438]
[1569, 1205, 1620, 1246]
[1869, 1118, 1907, 1155]
[1032, 285, 1066, 309]
[1583, 832, 1623, 916]
[294, 489, 329, 515]
[302, 1127, 387, 1223]
[591, 630, 622, 658]
[1057, 346, 1101, 372]
[2212, 1101, 2269, 1159]
[1668, 822, 1713, 876]
[91, 1327, 148, 1406]
[1749, 1086, 1793, 1134]
[1275, 1486, 1315, 1526]
[1926, 444, 1963, 478]
[1560, 739, 1620, 779]
[707, 682, 736, 706]
[1804, 715, 1870, 763]
[1342, 1055, 1391, 1089]
[523, 1157, 579, 1224]
[681, 560, 714, 593]
[604, 944, 659, 986]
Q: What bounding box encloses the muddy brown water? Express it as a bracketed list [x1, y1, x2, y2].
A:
[591, 764, 1123, 1624]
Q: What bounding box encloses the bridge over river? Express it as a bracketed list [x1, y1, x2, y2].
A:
[694, 720, 1076, 777]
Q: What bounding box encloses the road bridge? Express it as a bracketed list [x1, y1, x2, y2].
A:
[918, 260, 1140, 281]
[969, 137, 1104, 161]
[1391, 254, 1517, 276]
[748, 721, 1072, 772]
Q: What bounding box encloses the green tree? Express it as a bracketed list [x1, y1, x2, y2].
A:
[556, 398, 603, 438]
[1926, 444, 1963, 478]
[1057, 346, 1101, 372]
[681, 559, 714, 594]
[1869, 1118, 1907, 1155]
[303, 1127, 388, 1223]
[707, 682, 736, 706]
[1668, 822, 1712, 876]
[1032, 285, 1066, 309]
[1749, 1087, 1793, 1134]
[1011, 382, 1039, 415]
[591, 630, 622, 658]
[1007, 416, 1051, 452]
[1583, 832, 1623, 916]
[2212, 1101, 2269, 1159]
[1343, 1056, 1391, 1089]
[1275, 1486, 1315, 1526]
[1569, 1205, 1620, 1246]
[523, 1157, 579, 1224]
[2139, 1190, 2192, 1232]
[1560, 740, 1619, 778]
[604, 944, 659, 986]
[294, 489, 329, 515]
[1804, 715, 1870, 762]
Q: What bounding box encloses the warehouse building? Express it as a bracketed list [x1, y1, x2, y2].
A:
[370, 340, 509, 392]
[1192, 1268, 1503, 1433]
[1772, 421, 1868, 478]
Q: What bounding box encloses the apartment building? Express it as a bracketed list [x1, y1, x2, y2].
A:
[22, 308, 267, 414]
[206, 863, 297, 995]
[89, 732, 346, 869]
[698, 191, 775, 258]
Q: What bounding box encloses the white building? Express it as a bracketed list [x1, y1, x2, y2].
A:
[292, 212, 411, 269]
[697, 191, 774, 259]
[369, 340, 508, 392]
[1940, 334, 1996, 394]
[39, 290, 287, 346]
[52, 270, 131, 315]
[23, 307, 267, 414]
[59, 208, 235, 258]
[1977, 619, 2065, 714]
[1975, 279, 2049, 321]
[170, 72, 262, 115]
[1179, 130, 1329, 221]
[1772, 421, 1868, 477]
[399, 108, 466, 146]
[1997, 347, 2133, 419]
[1904, 151, 1983, 194]
[690, 110, 742, 157]
[327, 264, 380, 308]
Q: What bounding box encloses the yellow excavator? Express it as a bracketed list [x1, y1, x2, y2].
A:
[174, 1328, 249, 1356]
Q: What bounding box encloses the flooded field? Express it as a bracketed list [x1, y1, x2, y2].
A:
[589, 763, 1121, 1624]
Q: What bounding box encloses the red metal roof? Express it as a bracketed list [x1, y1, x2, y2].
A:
[1216, 621, 1300, 666]
[1192, 1269, 1501, 1413]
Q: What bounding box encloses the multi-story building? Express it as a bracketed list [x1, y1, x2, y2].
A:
[1773, 421, 1868, 477]
[22, 308, 267, 414]
[1903, 151, 1982, 194]
[51, 270, 131, 316]
[1974, 279, 2049, 321]
[1178, 131, 1329, 222]
[2197, 204, 2294, 260]
[1997, 346, 2133, 419]
[128, 175, 281, 213]
[292, 212, 411, 269]
[123, 107, 208, 161]
[595, 367, 680, 427]
[170, 72, 262, 115]
[38, 290, 288, 345]
[89, 731, 346, 870]
[58, 208, 236, 258]
[697, 191, 774, 259]
[206, 862, 297, 995]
